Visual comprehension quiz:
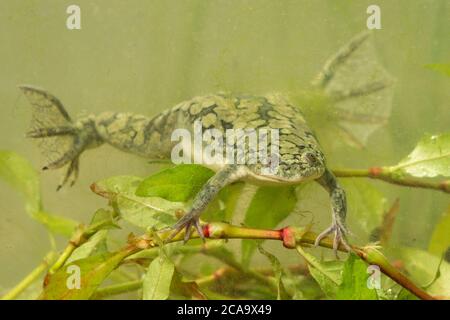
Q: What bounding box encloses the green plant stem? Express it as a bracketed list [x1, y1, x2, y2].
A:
[94, 218, 434, 300]
[91, 280, 142, 299]
[333, 167, 450, 194]
[127, 222, 435, 300]
[2, 223, 100, 299]
[47, 223, 104, 275]
[48, 243, 77, 274]
[1, 251, 56, 300]
[352, 246, 434, 300]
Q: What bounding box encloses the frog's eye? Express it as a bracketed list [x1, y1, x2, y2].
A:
[304, 152, 317, 165]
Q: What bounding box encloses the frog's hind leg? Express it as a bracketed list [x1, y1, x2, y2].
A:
[311, 32, 395, 149]
[36, 133, 84, 190]
[20, 85, 101, 190]
[26, 126, 77, 138]
[315, 169, 352, 256]
[167, 165, 246, 243]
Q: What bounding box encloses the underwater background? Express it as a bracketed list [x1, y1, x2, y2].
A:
[0, 0, 449, 293]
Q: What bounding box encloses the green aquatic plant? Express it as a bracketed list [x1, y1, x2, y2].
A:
[0, 130, 449, 299]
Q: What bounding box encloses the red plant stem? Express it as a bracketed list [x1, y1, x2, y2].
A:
[135, 222, 436, 300]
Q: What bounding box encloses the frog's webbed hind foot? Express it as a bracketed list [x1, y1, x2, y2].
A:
[167, 212, 205, 243]
[314, 221, 351, 257]
[40, 139, 83, 190]
[55, 156, 79, 191]
[20, 85, 106, 190]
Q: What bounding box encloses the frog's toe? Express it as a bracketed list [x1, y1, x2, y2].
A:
[167, 213, 204, 244]
[314, 222, 351, 258]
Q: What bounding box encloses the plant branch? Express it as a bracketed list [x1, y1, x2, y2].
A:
[125, 222, 436, 300]
[333, 167, 450, 194]
[91, 280, 142, 300]
[1, 251, 57, 300]
[47, 221, 110, 275]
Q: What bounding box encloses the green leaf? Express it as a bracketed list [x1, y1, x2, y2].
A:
[40, 251, 130, 300]
[0, 151, 77, 236]
[66, 230, 109, 264]
[396, 288, 419, 300]
[428, 206, 450, 256]
[0, 151, 40, 213]
[92, 176, 184, 230]
[170, 270, 206, 300]
[308, 265, 339, 298]
[201, 182, 245, 223]
[342, 179, 386, 236]
[218, 182, 245, 222]
[296, 246, 342, 298]
[136, 164, 214, 202]
[142, 255, 175, 300]
[391, 133, 450, 178]
[387, 247, 450, 297]
[88, 208, 119, 232]
[335, 254, 378, 300]
[116, 194, 182, 230]
[92, 175, 142, 196]
[33, 211, 78, 237]
[258, 245, 286, 299]
[425, 63, 450, 77]
[242, 186, 297, 265]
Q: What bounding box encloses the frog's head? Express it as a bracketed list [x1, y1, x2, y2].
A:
[247, 148, 326, 184]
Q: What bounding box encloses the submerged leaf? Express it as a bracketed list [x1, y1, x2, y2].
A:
[143, 255, 175, 300]
[92, 175, 142, 197]
[387, 247, 450, 297]
[66, 230, 109, 264]
[33, 211, 77, 237]
[0, 151, 77, 236]
[258, 245, 288, 300]
[217, 182, 246, 222]
[242, 186, 297, 265]
[296, 246, 342, 298]
[40, 251, 131, 300]
[0, 151, 40, 213]
[170, 270, 206, 300]
[116, 194, 182, 229]
[428, 206, 450, 256]
[342, 179, 386, 236]
[391, 133, 450, 178]
[396, 288, 419, 300]
[88, 208, 119, 232]
[335, 254, 378, 300]
[92, 175, 184, 230]
[136, 164, 214, 202]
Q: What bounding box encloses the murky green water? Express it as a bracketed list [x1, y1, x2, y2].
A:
[0, 0, 449, 294]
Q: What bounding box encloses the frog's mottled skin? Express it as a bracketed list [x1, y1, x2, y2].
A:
[21, 32, 385, 253]
[20, 87, 349, 252]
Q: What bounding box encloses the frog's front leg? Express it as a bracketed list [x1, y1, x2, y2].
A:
[315, 169, 352, 255]
[169, 165, 246, 242]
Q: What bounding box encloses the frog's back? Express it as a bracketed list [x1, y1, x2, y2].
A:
[95, 93, 323, 165]
[173, 93, 323, 163]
